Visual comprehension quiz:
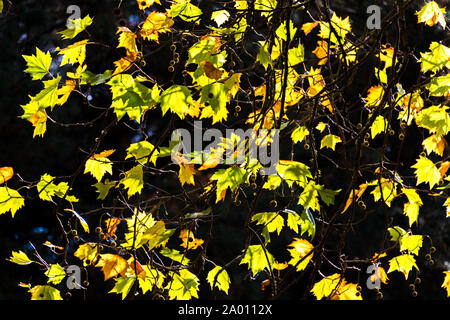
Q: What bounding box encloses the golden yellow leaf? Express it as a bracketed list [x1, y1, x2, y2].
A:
[422, 134, 446, 156]
[301, 22, 319, 35]
[96, 254, 128, 280]
[312, 40, 328, 65]
[104, 217, 121, 240]
[56, 80, 76, 105]
[370, 266, 389, 285]
[341, 183, 368, 214]
[140, 12, 174, 43]
[179, 229, 204, 250]
[0, 167, 14, 185]
[365, 85, 384, 107]
[179, 163, 195, 186]
[411, 156, 441, 189]
[330, 280, 362, 300]
[443, 271, 450, 297]
[136, 0, 161, 11]
[416, 1, 446, 29]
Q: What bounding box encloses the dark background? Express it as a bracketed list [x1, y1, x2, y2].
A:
[0, 0, 449, 300]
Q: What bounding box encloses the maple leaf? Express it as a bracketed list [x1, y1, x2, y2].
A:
[240, 245, 276, 277]
[320, 134, 342, 150]
[330, 280, 362, 300]
[364, 85, 384, 107]
[109, 276, 136, 300]
[419, 42, 450, 74]
[211, 10, 230, 27]
[93, 179, 116, 200]
[370, 266, 389, 285]
[301, 22, 319, 35]
[138, 265, 165, 294]
[119, 165, 144, 198]
[411, 156, 441, 189]
[22, 48, 52, 80]
[59, 15, 93, 39]
[179, 163, 196, 186]
[56, 79, 76, 105]
[422, 134, 446, 156]
[0, 167, 13, 185]
[416, 1, 446, 29]
[207, 266, 231, 294]
[104, 217, 121, 240]
[312, 40, 328, 65]
[387, 254, 419, 279]
[370, 178, 397, 207]
[137, 0, 161, 11]
[370, 115, 387, 138]
[57, 40, 89, 66]
[28, 285, 62, 300]
[96, 254, 129, 280]
[74, 243, 99, 266]
[0, 187, 25, 217]
[45, 264, 66, 285]
[84, 149, 115, 182]
[179, 229, 204, 250]
[140, 12, 174, 43]
[442, 271, 450, 297]
[287, 238, 314, 271]
[310, 273, 342, 300]
[251, 212, 285, 236]
[166, 269, 200, 300]
[291, 126, 309, 144]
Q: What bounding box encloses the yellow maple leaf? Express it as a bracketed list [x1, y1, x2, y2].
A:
[95, 254, 128, 280]
[136, 0, 161, 11]
[301, 21, 319, 35]
[287, 238, 314, 271]
[387, 254, 418, 279]
[56, 80, 76, 105]
[140, 12, 174, 43]
[370, 266, 389, 285]
[104, 217, 121, 240]
[310, 273, 342, 300]
[320, 134, 342, 150]
[377, 45, 395, 70]
[179, 163, 195, 186]
[0, 167, 14, 185]
[443, 271, 450, 297]
[364, 85, 384, 107]
[330, 280, 362, 300]
[179, 229, 204, 250]
[411, 156, 441, 189]
[416, 1, 446, 29]
[312, 40, 328, 66]
[422, 134, 446, 156]
[57, 39, 89, 66]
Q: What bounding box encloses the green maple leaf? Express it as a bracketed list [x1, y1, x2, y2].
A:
[93, 179, 116, 200]
[109, 276, 136, 300]
[239, 244, 275, 277]
[138, 265, 165, 294]
[200, 82, 229, 123]
[126, 141, 159, 166]
[166, 269, 200, 300]
[417, 105, 450, 136]
[59, 15, 93, 40]
[119, 165, 144, 198]
[36, 174, 78, 202]
[210, 167, 246, 201]
[30, 76, 61, 110]
[207, 266, 231, 294]
[419, 42, 450, 74]
[251, 212, 285, 235]
[160, 85, 194, 119]
[298, 181, 321, 212]
[0, 187, 25, 217]
[320, 134, 342, 150]
[159, 247, 190, 265]
[170, 3, 202, 23]
[425, 74, 450, 97]
[23, 48, 52, 80]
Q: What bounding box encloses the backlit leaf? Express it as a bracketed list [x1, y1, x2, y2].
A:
[288, 238, 314, 271]
[240, 244, 276, 277]
[23, 48, 52, 80]
[28, 285, 62, 300]
[207, 266, 230, 294]
[387, 254, 419, 279]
